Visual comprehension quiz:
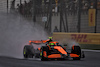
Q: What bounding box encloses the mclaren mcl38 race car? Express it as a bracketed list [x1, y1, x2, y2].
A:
[23, 39, 85, 61]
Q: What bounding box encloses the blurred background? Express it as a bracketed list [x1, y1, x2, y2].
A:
[0, 0, 100, 33]
[0, 0, 100, 54]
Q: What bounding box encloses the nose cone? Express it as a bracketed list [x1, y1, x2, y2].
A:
[54, 46, 67, 56]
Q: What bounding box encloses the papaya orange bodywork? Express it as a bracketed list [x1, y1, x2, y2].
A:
[29, 40, 51, 44]
[54, 46, 67, 55]
[47, 45, 51, 50]
[42, 40, 49, 43]
[43, 51, 47, 57]
[29, 40, 43, 44]
[48, 54, 61, 58]
[38, 48, 41, 51]
[72, 45, 75, 50]
[70, 54, 79, 57]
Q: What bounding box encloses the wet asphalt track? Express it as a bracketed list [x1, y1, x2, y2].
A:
[0, 51, 100, 67]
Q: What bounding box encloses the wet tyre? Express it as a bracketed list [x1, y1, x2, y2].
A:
[41, 46, 49, 61]
[71, 45, 81, 60]
[23, 45, 35, 58]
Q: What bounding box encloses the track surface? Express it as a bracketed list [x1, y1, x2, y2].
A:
[0, 51, 100, 67]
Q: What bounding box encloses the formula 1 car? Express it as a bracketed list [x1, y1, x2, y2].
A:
[23, 39, 85, 61]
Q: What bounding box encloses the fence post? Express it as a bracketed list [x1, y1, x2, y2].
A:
[77, 0, 81, 33]
[94, 0, 97, 33]
[7, 0, 9, 14]
[20, 0, 22, 5]
[48, 0, 52, 32]
[32, 0, 36, 23]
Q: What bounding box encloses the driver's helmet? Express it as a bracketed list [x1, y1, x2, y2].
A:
[49, 37, 52, 39]
[49, 43, 55, 46]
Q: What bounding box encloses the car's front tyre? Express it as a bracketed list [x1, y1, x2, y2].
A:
[23, 45, 35, 58]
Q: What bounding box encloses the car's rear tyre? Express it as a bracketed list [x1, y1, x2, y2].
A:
[71, 45, 81, 60]
[41, 46, 49, 61]
[23, 45, 35, 58]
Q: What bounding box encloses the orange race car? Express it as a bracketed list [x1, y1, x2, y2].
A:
[23, 38, 85, 61]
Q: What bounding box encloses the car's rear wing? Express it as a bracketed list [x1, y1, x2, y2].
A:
[29, 40, 49, 45]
